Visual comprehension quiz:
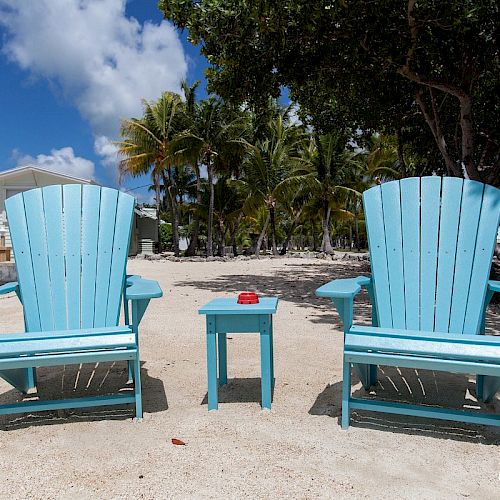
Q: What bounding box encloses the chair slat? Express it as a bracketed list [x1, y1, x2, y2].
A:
[81, 186, 101, 328]
[463, 184, 500, 334]
[43, 186, 68, 330]
[420, 177, 442, 331]
[449, 181, 484, 333]
[434, 178, 463, 332]
[93, 188, 119, 327]
[63, 185, 82, 329]
[105, 192, 135, 326]
[345, 330, 500, 364]
[0, 333, 136, 357]
[400, 178, 420, 330]
[364, 185, 392, 327]
[381, 181, 405, 328]
[4, 194, 41, 331]
[23, 189, 54, 331]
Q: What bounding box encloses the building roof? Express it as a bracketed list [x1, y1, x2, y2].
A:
[0, 165, 96, 185]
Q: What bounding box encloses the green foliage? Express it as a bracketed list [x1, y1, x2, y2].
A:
[159, 223, 173, 250]
[160, 0, 499, 184]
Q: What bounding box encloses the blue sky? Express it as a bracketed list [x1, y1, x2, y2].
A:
[0, 0, 210, 201]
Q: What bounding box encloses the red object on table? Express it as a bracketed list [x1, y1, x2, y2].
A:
[237, 292, 259, 304]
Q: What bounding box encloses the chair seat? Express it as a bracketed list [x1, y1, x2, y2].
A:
[0, 326, 137, 365]
[346, 325, 500, 366]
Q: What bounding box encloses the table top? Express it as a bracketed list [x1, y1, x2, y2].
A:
[198, 297, 278, 315]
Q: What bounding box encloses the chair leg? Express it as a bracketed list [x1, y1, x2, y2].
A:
[342, 358, 352, 429]
[127, 360, 134, 383]
[354, 363, 377, 390]
[0, 367, 37, 394]
[369, 364, 378, 387]
[477, 375, 500, 403]
[133, 356, 143, 420]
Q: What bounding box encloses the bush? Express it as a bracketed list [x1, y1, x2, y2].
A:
[160, 223, 173, 250]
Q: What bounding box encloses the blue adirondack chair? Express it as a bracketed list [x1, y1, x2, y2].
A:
[0, 185, 162, 419]
[316, 177, 500, 428]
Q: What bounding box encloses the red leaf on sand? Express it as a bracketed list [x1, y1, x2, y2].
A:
[171, 438, 186, 446]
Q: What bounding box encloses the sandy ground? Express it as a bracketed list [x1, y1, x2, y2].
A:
[0, 257, 499, 499]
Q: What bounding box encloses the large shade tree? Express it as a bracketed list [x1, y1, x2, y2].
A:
[160, 0, 499, 185]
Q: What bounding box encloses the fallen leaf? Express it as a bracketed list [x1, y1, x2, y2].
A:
[171, 438, 186, 446]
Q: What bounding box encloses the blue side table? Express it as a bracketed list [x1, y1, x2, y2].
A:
[199, 297, 278, 410]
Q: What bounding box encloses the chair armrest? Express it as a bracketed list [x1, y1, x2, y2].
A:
[488, 280, 500, 293]
[0, 281, 19, 295]
[316, 276, 374, 332]
[315, 276, 371, 299]
[125, 275, 162, 300]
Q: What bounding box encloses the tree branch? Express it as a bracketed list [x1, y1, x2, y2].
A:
[415, 88, 460, 177]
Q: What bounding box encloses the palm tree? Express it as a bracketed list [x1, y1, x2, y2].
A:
[169, 97, 247, 256]
[180, 80, 203, 255]
[238, 114, 309, 255]
[297, 133, 363, 253]
[117, 92, 187, 256]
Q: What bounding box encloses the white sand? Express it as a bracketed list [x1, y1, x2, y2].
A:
[0, 257, 499, 499]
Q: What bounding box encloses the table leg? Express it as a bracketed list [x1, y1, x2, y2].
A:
[206, 316, 218, 410]
[218, 332, 227, 386]
[259, 315, 272, 410]
[269, 315, 274, 388]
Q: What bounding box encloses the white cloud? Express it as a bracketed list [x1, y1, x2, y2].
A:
[287, 103, 302, 126]
[13, 147, 95, 179]
[94, 135, 120, 167]
[0, 0, 188, 173]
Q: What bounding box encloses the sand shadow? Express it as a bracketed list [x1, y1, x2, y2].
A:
[0, 361, 168, 430]
[175, 261, 373, 325]
[201, 377, 274, 407]
[309, 367, 500, 444]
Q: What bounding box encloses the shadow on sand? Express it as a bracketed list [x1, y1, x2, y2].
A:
[0, 361, 168, 430]
[309, 366, 500, 444]
[200, 377, 274, 407]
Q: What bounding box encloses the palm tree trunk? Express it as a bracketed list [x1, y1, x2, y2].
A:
[207, 160, 214, 257]
[231, 212, 243, 256]
[186, 163, 201, 256]
[155, 175, 162, 253]
[254, 212, 270, 257]
[165, 168, 180, 256]
[355, 216, 361, 251]
[270, 205, 278, 255]
[280, 208, 302, 255]
[321, 201, 334, 253]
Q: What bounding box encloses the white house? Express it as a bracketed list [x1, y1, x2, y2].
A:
[0, 166, 96, 252]
[0, 165, 159, 259]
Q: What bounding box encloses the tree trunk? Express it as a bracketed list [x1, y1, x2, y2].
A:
[155, 175, 162, 253]
[396, 127, 407, 178]
[320, 201, 334, 253]
[186, 163, 201, 256]
[254, 212, 270, 257]
[231, 212, 243, 256]
[280, 208, 303, 255]
[355, 215, 361, 251]
[207, 160, 215, 257]
[269, 205, 278, 255]
[217, 221, 227, 256]
[165, 168, 180, 256]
